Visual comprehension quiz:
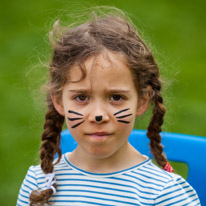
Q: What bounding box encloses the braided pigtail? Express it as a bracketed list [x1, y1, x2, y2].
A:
[29, 95, 64, 206]
[147, 88, 174, 172]
[147, 85, 167, 167]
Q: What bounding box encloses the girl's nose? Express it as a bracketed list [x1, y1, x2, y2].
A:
[88, 104, 109, 123]
[88, 113, 110, 123]
[95, 115, 103, 122]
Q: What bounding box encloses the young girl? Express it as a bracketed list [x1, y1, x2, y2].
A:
[17, 7, 200, 206]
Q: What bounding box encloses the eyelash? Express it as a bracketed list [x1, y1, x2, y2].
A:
[109, 94, 125, 102]
[73, 94, 89, 102]
[72, 94, 126, 103]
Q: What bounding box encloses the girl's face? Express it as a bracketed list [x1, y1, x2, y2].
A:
[53, 51, 148, 161]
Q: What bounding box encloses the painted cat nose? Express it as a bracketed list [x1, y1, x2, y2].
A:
[95, 115, 103, 122]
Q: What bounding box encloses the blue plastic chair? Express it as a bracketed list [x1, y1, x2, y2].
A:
[60, 129, 206, 205]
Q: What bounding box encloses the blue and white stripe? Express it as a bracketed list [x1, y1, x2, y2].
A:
[17, 154, 200, 205]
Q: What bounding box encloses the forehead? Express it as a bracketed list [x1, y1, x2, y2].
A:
[68, 51, 136, 90]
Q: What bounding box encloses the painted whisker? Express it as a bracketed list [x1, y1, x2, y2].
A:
[71, 120, 85, 128]
[67, 117, 83, 121]
[113, 108, 130, 116]
[68, 110, 83, 116]
[117, 120, 130, 124]
[116, 113, 132, 119]
[114, 108, 131, 124]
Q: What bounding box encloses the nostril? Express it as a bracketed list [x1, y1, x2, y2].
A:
[95, 115, 103, 122]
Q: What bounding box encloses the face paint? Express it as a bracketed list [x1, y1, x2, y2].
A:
[113, 108, 130, 116]
[117, 120, 130, 124]
[68, 110, 83, 116]
[95, 115, 103, 122]
[114, 108, 132, 124]
[68, 110, 85, 128]
[67, 117, 83, 121]
[116, 114, 132, 119]
[71, 120, 85, 128]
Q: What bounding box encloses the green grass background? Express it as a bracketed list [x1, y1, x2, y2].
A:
[0, 0, 206, 205]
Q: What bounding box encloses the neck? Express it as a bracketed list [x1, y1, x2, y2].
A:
[67, 143, 146, 173]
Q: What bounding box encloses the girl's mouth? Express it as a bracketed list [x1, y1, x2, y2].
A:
[90, 132, 110, 135]
[86, 132, 112, 139]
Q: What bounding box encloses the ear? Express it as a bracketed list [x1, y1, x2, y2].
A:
[51, 94, 65, 116]
[136, 97, 150, 117]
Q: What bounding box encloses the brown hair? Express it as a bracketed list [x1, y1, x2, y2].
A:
[30, 7, 168, 205]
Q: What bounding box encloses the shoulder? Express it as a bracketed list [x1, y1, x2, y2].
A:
[128, 160, 200, 205]
[154, 173, 200, 205]
[27, 154, 69, 178]
[141, 162, 200, 205]
[129, 159, 177, 188]
[53, 154, 71, 172]
[21, 165, 40, 188]
[17, 155, 67, 200]
[16, 165, 40, 205]
[17, 155, 71, 205]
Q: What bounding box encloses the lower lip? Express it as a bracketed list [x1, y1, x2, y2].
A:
[87, 134, 112, 140]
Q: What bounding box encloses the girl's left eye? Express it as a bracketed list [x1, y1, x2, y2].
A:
[110, 95, 124, 102]
[75, 95, 89, 102]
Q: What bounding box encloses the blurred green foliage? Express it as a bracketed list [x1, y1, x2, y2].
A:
[0, 0, 205, 205]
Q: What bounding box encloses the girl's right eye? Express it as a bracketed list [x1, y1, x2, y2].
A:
[74, 95, 89, 102]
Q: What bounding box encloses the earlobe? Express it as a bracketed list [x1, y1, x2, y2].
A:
[51, 95, 65, 116]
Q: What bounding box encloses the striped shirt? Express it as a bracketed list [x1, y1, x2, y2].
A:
[17, 153, 200, 205]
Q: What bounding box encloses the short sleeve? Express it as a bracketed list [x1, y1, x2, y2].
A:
[16, 166, 38, 206]
[155, 175, 200, 205]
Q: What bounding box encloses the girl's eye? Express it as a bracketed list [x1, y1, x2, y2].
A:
[110, 95, 123, 102]
[75, 95, 89, 102]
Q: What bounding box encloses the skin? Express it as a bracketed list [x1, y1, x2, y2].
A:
[52, 50, 149, 173]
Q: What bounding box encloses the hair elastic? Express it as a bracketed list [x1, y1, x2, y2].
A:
[162, 162, 174, 173]
[45, 173, 56, 194]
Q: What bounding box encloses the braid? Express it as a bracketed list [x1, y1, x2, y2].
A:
[29, 95, 64, 206]
[147, 80, 167, 167]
